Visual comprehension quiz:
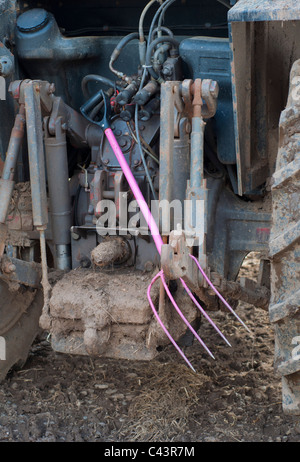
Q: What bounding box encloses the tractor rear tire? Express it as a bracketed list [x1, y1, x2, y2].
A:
[269, 59, 300, 415]
[0, 279, 43, 381]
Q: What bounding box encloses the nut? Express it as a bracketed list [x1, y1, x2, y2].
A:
[2, 261, 16, 274]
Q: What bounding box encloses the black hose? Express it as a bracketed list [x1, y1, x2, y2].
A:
[81, 74, 122, 99]
[114, 32, 139, 53]
[150, 25, 174, 42]
[145, 36, 180, 81]
[154, 0, 177, 44]
[109, 32, 139, 79]
[147, 0, 177, 54]
[133, 0, 177, 200]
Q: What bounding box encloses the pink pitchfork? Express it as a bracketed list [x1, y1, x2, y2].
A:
[85, 91, 250, 372]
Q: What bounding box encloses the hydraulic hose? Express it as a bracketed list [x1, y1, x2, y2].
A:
[154, 0, 177, 42]
[109, 32, 139, 81]
[150, 25, 174, 42]
[145, 36, 180, 81]
[146, 0, 177, 59]
[138, 0, 158, 65]
[81, 74, 121, 99]
[133, 0, 177, 199]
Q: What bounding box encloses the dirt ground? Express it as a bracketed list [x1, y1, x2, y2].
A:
[0, 253, 300, 443]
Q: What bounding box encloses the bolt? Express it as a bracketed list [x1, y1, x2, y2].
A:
[118, 137, 127, 148]
[2, 262, 16, 274]
[163, 66, 173, 77]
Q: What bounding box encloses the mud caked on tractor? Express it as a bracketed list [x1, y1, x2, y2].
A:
[0, 0, 299, 415]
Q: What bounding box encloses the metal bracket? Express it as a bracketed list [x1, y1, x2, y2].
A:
[161, 230, 203, 290]
[0, 256, 41, 289]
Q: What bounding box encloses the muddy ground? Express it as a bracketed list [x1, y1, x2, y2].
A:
[0, 254, 300, 443]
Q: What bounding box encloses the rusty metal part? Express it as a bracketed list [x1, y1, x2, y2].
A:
[161, 231, 201, 290]
[179, 78, 219, 121]
[181, 79, 193, 117]
[1, 259, 16, 274]
[209, 273, 270, 310]
[90, 169, 108, 219]
[159, 78, 218, 276]
[22, 80, 48, 228]
[159, 81, 178, 220]
[0, 255, 41, 289]
[191, 78, 203, 118]
[12, 80, 52, 328]
[9, 79, 91, 151]
[173, 83, 184, 114]
[10, 79, 54, 114]
[0, 103, 26, 258]
[49, 96, 90, 149]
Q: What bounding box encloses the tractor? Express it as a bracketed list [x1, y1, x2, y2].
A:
[0, 0, 299, 415]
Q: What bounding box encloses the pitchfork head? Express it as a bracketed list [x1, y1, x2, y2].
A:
[147, 255, 251, 373]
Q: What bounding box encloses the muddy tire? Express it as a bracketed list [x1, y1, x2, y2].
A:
[0, 280, 43, 381]
[269, 60, 300, 415]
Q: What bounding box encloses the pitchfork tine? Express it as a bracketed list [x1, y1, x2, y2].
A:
[190, 255, 251, 334]
[147, 271, 196, 372]
[179, 278, 232, 347]
[160, 272, 215, 360]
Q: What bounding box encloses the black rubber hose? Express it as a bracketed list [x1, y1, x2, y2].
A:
[109, 32, 139, 79]
[114, 32, 139, 53]
[81, 74, 122, 99]
[145, 36, 180, 81]
[150, 26, 174, 42]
